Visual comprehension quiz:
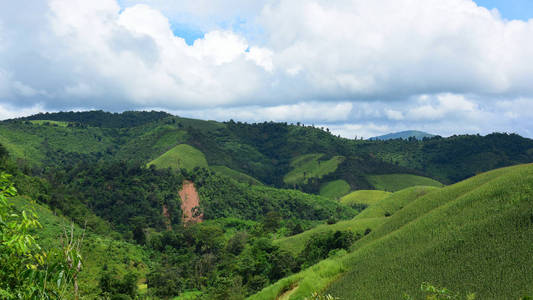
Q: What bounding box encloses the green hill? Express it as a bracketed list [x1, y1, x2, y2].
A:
[284, 154, 345, 185]
[275, 186, 436, 256]
[250, 163, 533, 299]
[211, 165, 263, 185]
[366, 173, 443, 192]
[318, 180, 350, 199]
[148, 144, 208, 171]
[339, 190, 392, 208]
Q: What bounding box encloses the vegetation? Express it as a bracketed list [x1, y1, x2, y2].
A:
[211, 165, 263, 185]
[284, 154, 345, 185]
[366, 174, 443, 192]
[1, 111, 533, 299]
[148, 144, 208, 171]
[318, 180, 350, 199]
[252, 164, 533, 299]
[339, 190, 392, 209]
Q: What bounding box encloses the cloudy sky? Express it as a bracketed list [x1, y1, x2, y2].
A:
[1, 0, 533, 138]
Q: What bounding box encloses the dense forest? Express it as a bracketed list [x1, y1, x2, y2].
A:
[1, 111, 533, 299]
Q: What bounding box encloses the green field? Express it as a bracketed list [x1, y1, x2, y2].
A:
[318, 180, 350, 199]
[274, 186, 435, 256]
[30, 120, 71, 127]
[148, 144, 208, 171]
[250, 164, 533, 299]
[339, 190, 391, 208]
[284, 154, 345, 185]
[211, 165, 263, 185]
[367, 173, 443, 192]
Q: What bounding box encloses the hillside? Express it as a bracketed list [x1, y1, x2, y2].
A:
[2, 111, 533, 298]
[250, 163, 533, 299]
[3, 111, 533, 187]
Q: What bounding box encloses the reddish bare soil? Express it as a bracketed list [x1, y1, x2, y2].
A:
[179, 180, 203, 224]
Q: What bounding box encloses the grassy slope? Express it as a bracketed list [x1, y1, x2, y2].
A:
[11, 196, 149, 299]
[148, 144, 208, 171]
[339, 190, 392, 208]
[211, 165, 263, 185]
[367, 173, 443, 192]
[250, 164, 533, 299]
[30, 120, 71, 127]
[318, 180, 350, 199]
[274, 187, 435, 256]
[284, 154, 345, 185]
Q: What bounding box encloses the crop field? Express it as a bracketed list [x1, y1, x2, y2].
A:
[29, 120, 71, 127]
[148, 144, 208, 171]
[318, 179, 350, 199]
[211, 165, 263, 185]
[274, 186, 435, 256]
[366, 173, 443, 192]
[250, 164, 533, 299]
[284, 154, 345, 185]
[339, 190, 391, 208]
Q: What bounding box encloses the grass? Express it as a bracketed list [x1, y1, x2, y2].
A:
[319, 180, 351, 199]
[29, 120, 70, 127]
[250, 163, 533, 299]
[148, 144, 208, 171]
[366, 173, 443, 192]
[275, 217, 386, 256]
[274, 186, 436, 256]
[10, 196, 149, 299]
[284, 154, 345, 185]
[339, 190, 391, 208]
[211, 165, 263, 185]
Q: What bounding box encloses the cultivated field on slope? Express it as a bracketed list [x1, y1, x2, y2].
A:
[30, 120, 71, 127]
[366, 173, 443, 192]
[274, 186, 436, 256]
[211, 165, 263, 185]
[318, 180, 350, 199]
[250, 164, 533, 299]
[284, 154, 345, 185]
[339, 190, 391, 208]
[148, 144, 208, 171]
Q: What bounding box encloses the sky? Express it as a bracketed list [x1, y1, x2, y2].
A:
[1, 0, 533, 138]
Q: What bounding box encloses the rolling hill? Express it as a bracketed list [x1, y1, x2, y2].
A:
[250, 163, 533, 299]
[2, 111, 533, 298]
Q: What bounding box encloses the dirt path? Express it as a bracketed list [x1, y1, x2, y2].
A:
[179, 180, 203, 224]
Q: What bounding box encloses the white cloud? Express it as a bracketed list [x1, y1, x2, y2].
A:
[0, 103, 46, 120]
[1, 0, 533, 138]
[167, 101, 353, 123]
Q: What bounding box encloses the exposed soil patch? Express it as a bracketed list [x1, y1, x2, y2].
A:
[179, 180, 203, 225]
[161, 204, 172, 230]
[277, 284, 299, 300]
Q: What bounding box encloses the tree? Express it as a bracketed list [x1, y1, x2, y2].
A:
[0, 172, 79, 299]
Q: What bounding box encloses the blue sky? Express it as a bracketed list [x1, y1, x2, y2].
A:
[475, 0, 533, 20]
[1, 0, 533, 138]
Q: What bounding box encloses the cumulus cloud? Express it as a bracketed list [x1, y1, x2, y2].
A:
[1, 0, 533, 137]
[167, 101, 353, 123]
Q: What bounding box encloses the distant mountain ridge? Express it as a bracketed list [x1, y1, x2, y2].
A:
[369, 130, 436, 141]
